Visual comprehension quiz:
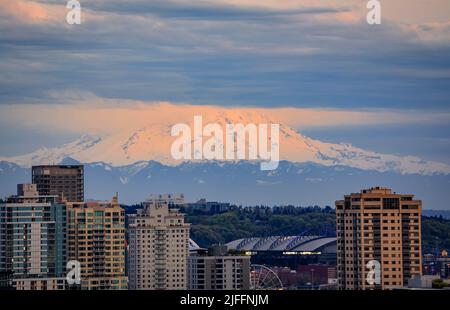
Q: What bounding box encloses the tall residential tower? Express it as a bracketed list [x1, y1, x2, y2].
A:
[0, 184, 67, 289]
[66, 196, 127, 290]
[128, 195, 190, 289]
[336, 187, 422, 290]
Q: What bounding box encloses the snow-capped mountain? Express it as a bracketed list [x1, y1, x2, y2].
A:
[1, 104, 449, 175]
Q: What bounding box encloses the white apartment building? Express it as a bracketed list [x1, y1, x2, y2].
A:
[128, 196, 190, 290]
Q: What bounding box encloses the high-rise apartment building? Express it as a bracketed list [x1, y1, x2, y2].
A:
[336, 187, 422, 290]
[0, 184, 67, 287]
[188, 245, 250, 290]
[32, 165, 84, 202]
[66, 195, 127, 290]
[128, 195, 190, 290]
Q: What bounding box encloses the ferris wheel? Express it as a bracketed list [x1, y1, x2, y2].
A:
[249, 264, 283, 290]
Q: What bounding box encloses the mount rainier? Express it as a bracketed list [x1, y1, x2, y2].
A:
[0, 104, 449, 207]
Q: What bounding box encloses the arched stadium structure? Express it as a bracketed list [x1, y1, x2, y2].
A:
[226, 235, 336, 252]
[226, 235, 336, 268]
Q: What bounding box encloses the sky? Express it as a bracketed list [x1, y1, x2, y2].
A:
[0, 0, 449, 163]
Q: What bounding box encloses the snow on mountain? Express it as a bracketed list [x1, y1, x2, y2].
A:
[1, 104, 449, 175]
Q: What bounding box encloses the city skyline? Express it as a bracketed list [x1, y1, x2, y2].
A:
[1, 1, 450, 306]
[1, 162, 449, 292]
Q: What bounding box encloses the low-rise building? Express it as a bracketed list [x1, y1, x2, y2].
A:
[12, 277, 68, 290]
[188, 245, 250, 290]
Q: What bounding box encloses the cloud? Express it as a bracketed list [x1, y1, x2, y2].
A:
[402, 22, 450, 43]
[256, 180, 282, 186]
[0, 0, 449, 109]
[0, 0, 53, 23]
[80, 0, 349, 20]
[0, 94, 448, 138]
[0, 0, 104, 26]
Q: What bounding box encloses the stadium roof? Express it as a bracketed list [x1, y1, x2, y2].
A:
[226, 236, 336, 252]
[189, 238, 202, 251]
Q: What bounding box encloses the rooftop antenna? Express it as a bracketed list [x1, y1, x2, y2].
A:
[60, 192, 67, 203]
[112, 192, 119, 203]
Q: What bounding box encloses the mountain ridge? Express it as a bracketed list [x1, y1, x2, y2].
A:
[1, 105, 449, 208]
[0, 106, 449, 176]
[1, 158, 449, 209]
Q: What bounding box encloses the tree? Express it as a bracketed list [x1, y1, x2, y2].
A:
[432, 278, 449, 289]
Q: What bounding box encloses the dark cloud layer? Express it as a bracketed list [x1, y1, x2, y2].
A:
[0, 0, 449, 109]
